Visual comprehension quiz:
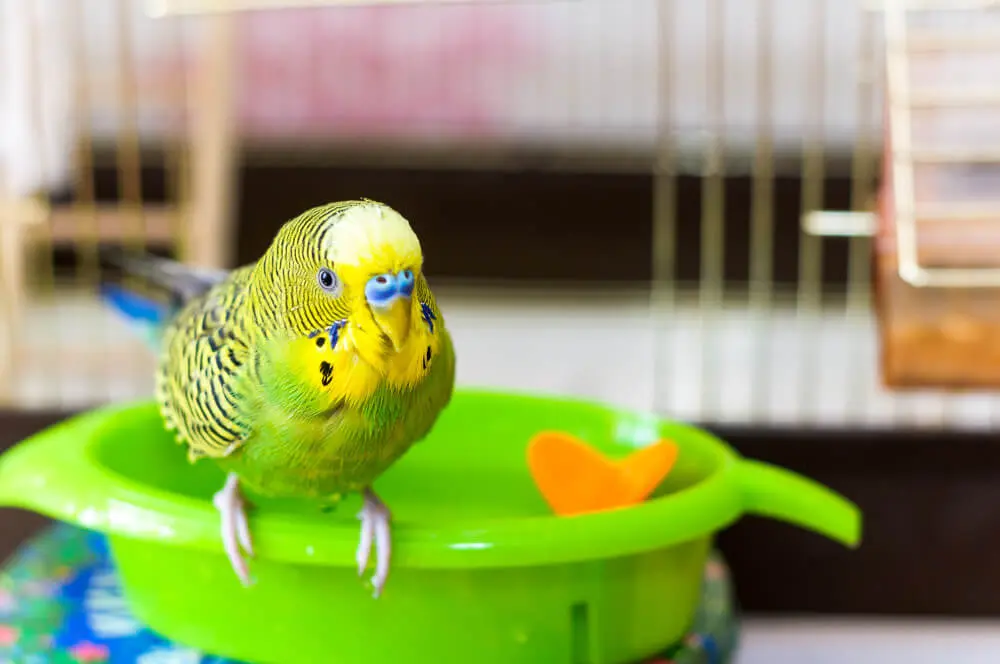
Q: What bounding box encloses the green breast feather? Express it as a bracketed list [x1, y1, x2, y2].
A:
[221, 326, 456, 499]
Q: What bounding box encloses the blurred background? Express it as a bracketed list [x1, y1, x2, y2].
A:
[3, 0, 1000, 661]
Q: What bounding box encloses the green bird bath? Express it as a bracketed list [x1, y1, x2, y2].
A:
[0, 388, 861, 664]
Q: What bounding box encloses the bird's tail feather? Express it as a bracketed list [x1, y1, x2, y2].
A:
[98, 282, 170, 351]
[99, 281, 168, 325]
[100, 246, 227, 304]
[98, 247, 229, 348]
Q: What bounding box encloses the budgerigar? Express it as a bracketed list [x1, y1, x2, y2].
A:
[101, 200, 456, 597]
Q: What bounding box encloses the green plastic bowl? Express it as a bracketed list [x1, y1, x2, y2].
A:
[0, 388, 860, 664]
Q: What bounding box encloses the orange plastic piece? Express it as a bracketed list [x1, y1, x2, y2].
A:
[526, 431, 679, 517]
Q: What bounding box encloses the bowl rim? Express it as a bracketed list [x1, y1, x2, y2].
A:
[0, 388, 751, 569]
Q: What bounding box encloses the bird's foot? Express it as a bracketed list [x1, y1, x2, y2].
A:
[309, 320, 348, 349]
[212, 472, 255, 587]
[356, 488, 392, 598]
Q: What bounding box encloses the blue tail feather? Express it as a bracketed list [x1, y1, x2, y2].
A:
[98, 249, 225, 351]
[100, 284, 171, 351]
[99, 283, 168, 325]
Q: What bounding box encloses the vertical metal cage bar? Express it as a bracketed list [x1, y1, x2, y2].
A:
[651, 0, 677, 415]
[847, 6, 875, 313]
[0, 227, 12, 404]
[846, 4, 877, 420]
[26, 2, 55, 294]
[698, 0, 727, 420]
[71, 0, 109, 406]
[883, 0, 917, 287]
[115, 0, 148, 264]
[749, 0, 775, 422]
[26, 1, 59, 406]
[0, 185, 13, 403]
[795, 0, 828, 423]
[165, 16, 191, 253]
[185, 12, 238, 269]
[71, 0, 101, 291]
[882, 0, 909, 425]
[0, 4, 26, 405]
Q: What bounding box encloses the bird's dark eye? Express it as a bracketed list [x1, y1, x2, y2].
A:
[317, 267, 339, 292]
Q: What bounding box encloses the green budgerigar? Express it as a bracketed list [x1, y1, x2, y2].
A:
[101, 200, 456, 597]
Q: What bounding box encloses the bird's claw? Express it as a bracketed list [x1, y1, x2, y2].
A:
[213, 472, 255, 587]
[356, 488, 392, 598]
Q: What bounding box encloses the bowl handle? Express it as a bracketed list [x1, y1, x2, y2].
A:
[735, 459, 862, 548]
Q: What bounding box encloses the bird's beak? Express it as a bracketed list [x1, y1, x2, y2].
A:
[371, 296, 412, 352]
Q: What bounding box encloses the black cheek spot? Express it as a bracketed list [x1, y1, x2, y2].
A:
[423, 346, 432, 370]
[315, 336, 326, 348]
[319, 361, 334, 386]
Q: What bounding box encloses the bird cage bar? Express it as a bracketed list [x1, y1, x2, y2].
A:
[907, 148, 1000, 163]
[12, 1, 59, 406]
[907, 32, 1000, 51]
[650, 0, 679, 415]
[115, 0, 149, 263]
[69, 0, 101, 291]
[697, 0, 726, 422]
[0, 2, 33, 404]
[182, 11, 239, 269]
[795, 0, 828, 422]
[907, 89, 1000, 107]
[164, 16, 192, 260]
[748, 0, 776, 421]
[847, 6, 878, 311]
[4, 0, 1000, 429]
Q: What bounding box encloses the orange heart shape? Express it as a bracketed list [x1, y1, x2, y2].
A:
[526, 431, 679, 517]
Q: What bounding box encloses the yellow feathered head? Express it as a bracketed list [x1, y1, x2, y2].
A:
[252, 199, 428, 354]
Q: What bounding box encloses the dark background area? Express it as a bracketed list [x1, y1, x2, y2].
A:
[14, 158, 993, 616]
[55, 157, 860, 290]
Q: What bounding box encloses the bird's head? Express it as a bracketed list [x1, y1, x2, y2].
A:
[254, 199, 426, 354]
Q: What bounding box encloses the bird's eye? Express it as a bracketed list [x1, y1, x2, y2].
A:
[317, 267, 339, 292]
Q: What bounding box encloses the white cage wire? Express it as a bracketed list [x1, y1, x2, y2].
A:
[1, 0, 999, 431]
